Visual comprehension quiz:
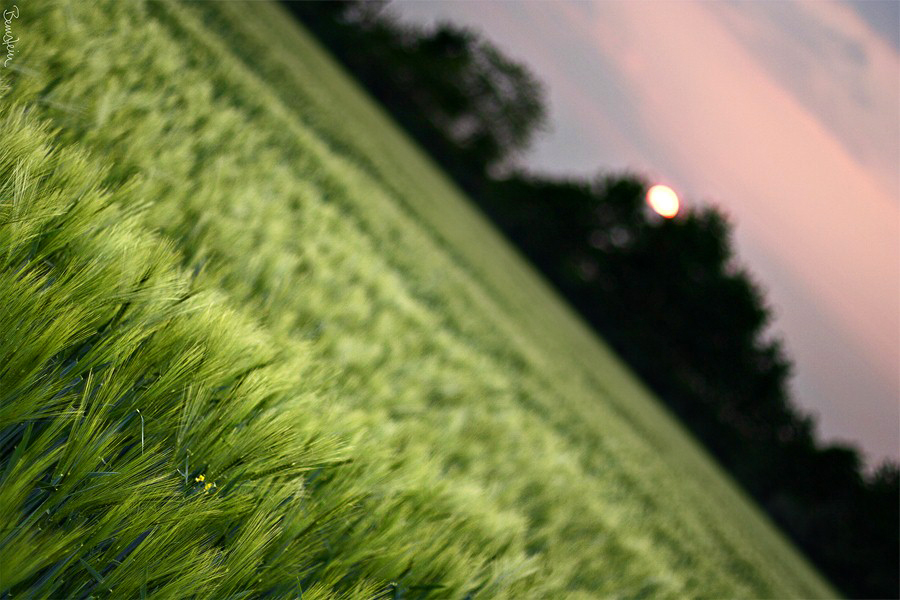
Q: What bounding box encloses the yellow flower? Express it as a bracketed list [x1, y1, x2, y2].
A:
[195, 474, 205, 482]
[204, 482, 213, 492]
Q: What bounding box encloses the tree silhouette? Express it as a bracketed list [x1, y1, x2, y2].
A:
[281, 1, 546, 194]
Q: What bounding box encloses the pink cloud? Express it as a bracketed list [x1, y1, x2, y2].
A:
[708, 0, 900, 201]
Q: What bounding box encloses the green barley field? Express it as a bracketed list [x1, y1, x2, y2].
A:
[0, 1, 836, 597]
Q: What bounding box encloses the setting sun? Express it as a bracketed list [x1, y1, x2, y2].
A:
[647, 184, 680, 218]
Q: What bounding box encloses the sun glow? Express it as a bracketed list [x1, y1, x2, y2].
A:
[647, 184, 680, 218]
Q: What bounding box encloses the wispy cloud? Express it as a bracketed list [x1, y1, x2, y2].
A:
[708, 0, 900, 201]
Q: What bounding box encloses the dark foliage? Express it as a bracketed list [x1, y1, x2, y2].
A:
[280, 1, 546, 195]
[282, 2, 898, 597]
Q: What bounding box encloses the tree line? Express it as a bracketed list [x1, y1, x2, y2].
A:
[281, 2, 898, 597]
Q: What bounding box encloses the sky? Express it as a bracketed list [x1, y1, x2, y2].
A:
[394, 0, 900, 468]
